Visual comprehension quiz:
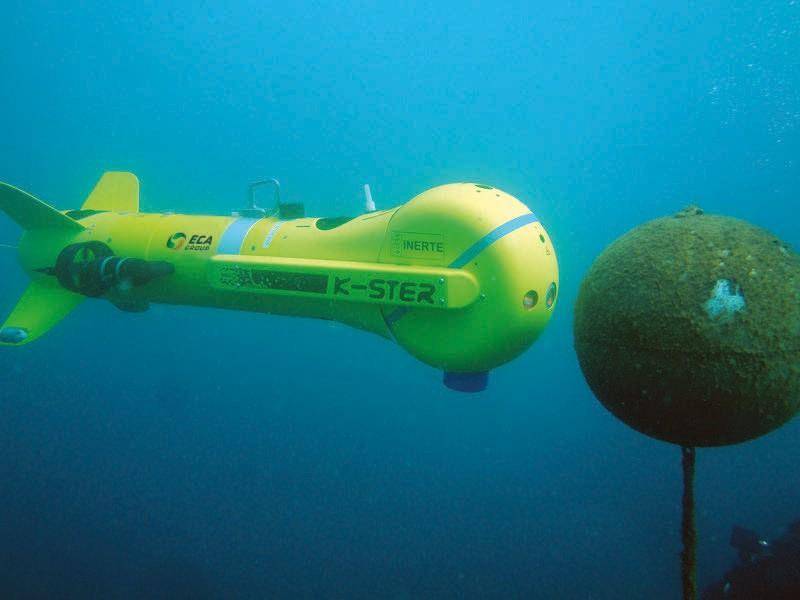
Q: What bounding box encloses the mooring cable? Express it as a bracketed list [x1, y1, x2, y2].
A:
[681, 446, 697, 600]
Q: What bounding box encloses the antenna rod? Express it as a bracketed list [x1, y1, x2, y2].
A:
[364, 184, 376, 212]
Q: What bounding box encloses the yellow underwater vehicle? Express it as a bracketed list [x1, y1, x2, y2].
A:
[0, 172, 558, 391]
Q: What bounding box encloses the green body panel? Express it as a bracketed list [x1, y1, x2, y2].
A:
[208, 255, 480, 309]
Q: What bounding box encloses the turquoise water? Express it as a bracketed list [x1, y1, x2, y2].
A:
[1, 2, 798, 597]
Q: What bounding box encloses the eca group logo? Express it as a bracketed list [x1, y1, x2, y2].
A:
[166, 232, 214, 251]
[166, 232, 187, 250]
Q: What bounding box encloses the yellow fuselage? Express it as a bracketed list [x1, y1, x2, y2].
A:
[10, 181, 559, 386]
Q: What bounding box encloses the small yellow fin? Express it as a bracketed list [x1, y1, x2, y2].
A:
[82, 171, 139, 213]
[0, 278, 84, 346]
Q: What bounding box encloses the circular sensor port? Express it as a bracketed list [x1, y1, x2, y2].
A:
[523, 290, 539, 310]
[545, 282, 557, 309]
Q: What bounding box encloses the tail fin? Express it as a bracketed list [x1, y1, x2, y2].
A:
[82, 171, 139, 212]
[0, 179, 92, 346]
[0, 278, 84, 345]
[0, 182, 84, 231]
[0, 172, 139, 346]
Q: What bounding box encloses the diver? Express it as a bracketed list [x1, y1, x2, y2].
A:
[702, 519, 800, 599]
[730, 525, 772, 564]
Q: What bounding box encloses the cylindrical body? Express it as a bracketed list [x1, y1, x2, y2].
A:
[18, 183, 560, 375]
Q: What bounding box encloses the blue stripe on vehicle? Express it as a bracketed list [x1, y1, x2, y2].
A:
[448, 212, 538, 268]
[217, 218, 261, 255]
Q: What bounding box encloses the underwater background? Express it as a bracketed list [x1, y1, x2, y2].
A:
[1, 1, 798, 598]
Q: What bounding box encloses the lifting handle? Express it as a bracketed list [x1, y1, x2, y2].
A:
[247, 178, 281, 214]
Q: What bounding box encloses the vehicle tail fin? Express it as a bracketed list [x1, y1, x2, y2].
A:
[0, 278, 84, 346]
[82, 171, 139, 212]
[0, 182, 84, 232]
